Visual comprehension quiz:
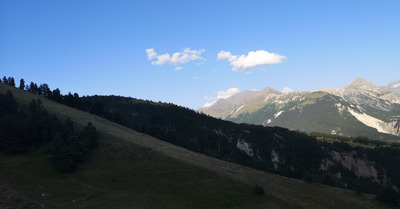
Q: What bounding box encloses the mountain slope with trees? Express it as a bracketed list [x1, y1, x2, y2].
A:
[1, 77, 400, 207]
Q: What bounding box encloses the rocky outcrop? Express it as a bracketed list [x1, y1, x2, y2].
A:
[271, 149, 280, 170]
[321, 151, 382, 182]
[236, 139, 254, 156]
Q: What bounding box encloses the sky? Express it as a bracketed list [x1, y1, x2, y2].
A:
[1, 0, 399, 109]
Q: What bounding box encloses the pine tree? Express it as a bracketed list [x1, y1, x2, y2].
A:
[51, 88, 62, 102]
[19, 79, 25, 90]
[2, 76, 7, 84]
[29, 82, 35, 93]
[8, 77, 15, 87]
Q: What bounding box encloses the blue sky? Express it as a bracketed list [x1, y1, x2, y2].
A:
[1, 0, 399, 109]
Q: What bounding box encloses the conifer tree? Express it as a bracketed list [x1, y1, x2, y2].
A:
[19, 79, 25, 89]
[8, 77, 15, 87]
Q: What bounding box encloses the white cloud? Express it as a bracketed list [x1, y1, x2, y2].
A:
[203, 94, 216, 107]
[170, 48, 205, 65]
[193, 76, 201, 80]
[152, 53, 171, 65]
[217, 87, 239, 99]
[217, 50, 286, 72]
[217, 50, 233, 60]
[146, 48, 205, 69]
[146, 48, 157, 60]
[282, 87, 293, 93]
[203, 102, 215, 108]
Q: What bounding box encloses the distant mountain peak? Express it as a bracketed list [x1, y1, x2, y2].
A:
[260, 87, 280, 94]
[345, 77, 376, 90]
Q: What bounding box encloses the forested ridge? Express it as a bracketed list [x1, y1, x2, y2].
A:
[1, 76, 400, 205]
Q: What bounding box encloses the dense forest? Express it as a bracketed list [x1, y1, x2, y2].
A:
[1, 76, 400, 205]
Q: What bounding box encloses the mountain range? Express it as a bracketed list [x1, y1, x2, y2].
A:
[199, 78, 400, 140]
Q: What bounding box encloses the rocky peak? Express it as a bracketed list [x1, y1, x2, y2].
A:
[344, 77, 377, 90]
[260, 87, 282, 96]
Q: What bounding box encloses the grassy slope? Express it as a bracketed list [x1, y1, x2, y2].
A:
[1, 135, 286, 209]
[0, 83, 389, 209]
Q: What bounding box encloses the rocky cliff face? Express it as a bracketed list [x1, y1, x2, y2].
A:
[331, 152, 378, 179]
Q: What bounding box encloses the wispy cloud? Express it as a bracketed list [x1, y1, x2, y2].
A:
[170, 48, 205, 65]
[146, 48, 206, 69]
[217, 50, 286, 72]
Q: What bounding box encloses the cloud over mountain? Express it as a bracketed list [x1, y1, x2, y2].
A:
[282, 87, 293, 93]
[203, 87, 240, 107]
[217, 50, 286, 72]
[217, 87, 240, 99]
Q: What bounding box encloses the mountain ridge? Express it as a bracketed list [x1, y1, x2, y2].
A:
[200, 78, 400, 140]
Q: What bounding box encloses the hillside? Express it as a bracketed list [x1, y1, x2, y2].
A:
[0, 83, 393, 208]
